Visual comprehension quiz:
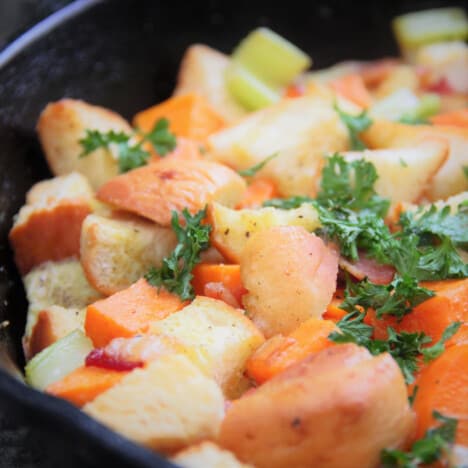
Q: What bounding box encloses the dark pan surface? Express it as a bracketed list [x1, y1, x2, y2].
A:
[0, 0, 464, 465]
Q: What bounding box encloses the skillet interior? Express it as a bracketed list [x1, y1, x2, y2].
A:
[0, 0, 463, 465]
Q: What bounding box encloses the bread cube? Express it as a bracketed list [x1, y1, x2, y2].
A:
[37, 99, 132, 189]
[10, 172, 94, 274]
[150, 296, 264, 398]
[173, 44, 247, 123]
[172, 441, 252, 468]
[80, 213, 177, 295]
[84, 354, 224, 453]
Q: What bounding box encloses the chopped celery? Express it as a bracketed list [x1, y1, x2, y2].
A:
[232, 28, 312, 87]
[410, 93, 440, 119]
[25, 329, 93, 391]
[226, 64, 281, 111]
[371, 89, 440, 123]
[370, 88, 420, 121]
[393, 8, 468, 48]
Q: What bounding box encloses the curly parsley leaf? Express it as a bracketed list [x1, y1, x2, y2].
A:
[145, 208, 211, 300]
[337, 274, 434, 320]
[334, 104, 372, 150]
[316, 153, 389, 216]
[79, 118, 176, 173]
[329, 279, 459, 383]
[328, 310, 373, 348]
[381, 411, 458, 467]
[399, 204, 468, 247]
[315, 205, 394, 260]
[421, 321, 462, 363]
[79, 130, 130, 157]
[394, 205, 468, 280]
[141, 117, 176, 156]
[238, 153, 278, 177]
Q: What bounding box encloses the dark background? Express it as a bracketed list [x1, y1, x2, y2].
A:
[0, 0, 466, 466]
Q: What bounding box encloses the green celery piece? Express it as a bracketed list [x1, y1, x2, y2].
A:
[371, 88, 420, 121]
[393, 8, 468, 47]
[226, 64, 281, 111]
[25, 330, 93, 391]
[232, 27, 312, 87]
[406, 93, 440, 120]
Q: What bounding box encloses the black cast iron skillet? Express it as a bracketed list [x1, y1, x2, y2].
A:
[0, 0, 463, 466]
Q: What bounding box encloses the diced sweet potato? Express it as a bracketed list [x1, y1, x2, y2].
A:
[133, 94, 224, 143]
[85, 279, 185, 347]
[46, 365, 127, 407]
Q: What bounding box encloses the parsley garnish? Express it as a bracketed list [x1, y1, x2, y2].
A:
[315, 206, 393, 260]
[238, 153, 278, 177]
[337, 275, 434, 320]
[408, 385, 418, 406]
[140, 118, 176, 156]
[262, 155, 467, 279]
[145, 207, 211, 300]
[393, 205, 468, 280]
[381, 411, 458, 467]
[316, 154, 390, 216]
[330, 307, 461, 383]
[79, 118, 176, 173]
[334, 104, 372, 150]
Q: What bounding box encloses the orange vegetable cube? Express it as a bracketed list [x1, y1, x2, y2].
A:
[133, 93, 224, 143]
[46, 365, 127, 407]
[85, 278, 185, 347]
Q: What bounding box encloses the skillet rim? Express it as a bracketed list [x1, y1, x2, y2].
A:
[0, 1, 178, 466]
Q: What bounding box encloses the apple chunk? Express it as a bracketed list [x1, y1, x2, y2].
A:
[341, 138, 448, 204]
[208, 202, 320, 263]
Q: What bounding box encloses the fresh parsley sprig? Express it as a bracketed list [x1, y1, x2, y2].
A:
[316, 153, 389, 216]
[337, 275, 434, 320]
[262, 154, 467, 280]
[381, 411, 458, 467]
[139, 118, 177, 156]
[145, 207, 211, 300]
[334, 104, 373, 150]
[238, 153, 278, 177]
[329, 307, 461, 383]
[79, 118, 176, 173]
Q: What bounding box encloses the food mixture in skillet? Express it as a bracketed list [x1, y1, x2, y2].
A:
[9, 7, 468, 468]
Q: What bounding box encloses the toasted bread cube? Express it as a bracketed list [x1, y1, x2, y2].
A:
[26, 172, 94, 205]
[208, 95, 349, 197]
[28, 306, 86, 358]
[342, 138, 448, 205]
[150, 296, 264, 398]
[173, 44, 247, 123]
[23, 258, 101, 359]
[172, 441, 252, 468]
[97, 158, 246, 226]
[80, 213, 177, 295]
[362, 120, 468, 200]
[84, 354, 224, 453]
[37, 99, 132, 189]
[9, 172, 94, 274]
